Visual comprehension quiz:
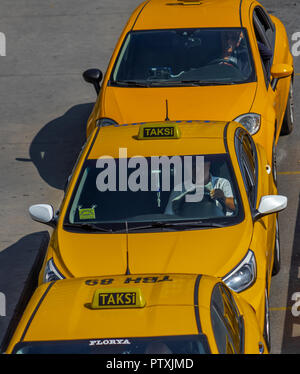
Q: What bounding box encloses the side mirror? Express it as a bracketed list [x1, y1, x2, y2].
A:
[271, 64, 293, 79]
[253, 195, 287, 221]
[29, 204, 56, 227]
[271, 64, 293, 90]
[82, 68, 103, 95]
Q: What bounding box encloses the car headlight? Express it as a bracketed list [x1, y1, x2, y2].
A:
[222, 250, 256, 293]
[43, 258, 65, 283]
[96, 118, 118, 127]
[234, 113, 261, 135]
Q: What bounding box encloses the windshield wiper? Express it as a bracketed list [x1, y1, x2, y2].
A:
[179, 80, 236, 86]
[112, 79, 238, 87]
[65, 220, 225, 233]
[64, 223, 113, 233]
[123, 220, 225, 232]
[111, 80, 150, 87]
[146, 81, 186, 86]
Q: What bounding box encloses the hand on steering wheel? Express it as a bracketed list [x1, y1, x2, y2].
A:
[215, 58, 239, 69]
[210, 188, 225, 201]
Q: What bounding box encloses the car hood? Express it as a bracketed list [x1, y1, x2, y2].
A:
[102, 83, 257, 124]
[57, 218, 253, 278]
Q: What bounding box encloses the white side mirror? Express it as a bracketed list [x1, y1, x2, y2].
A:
[29, 204, 54, 225]
[254, 195, 287, 220]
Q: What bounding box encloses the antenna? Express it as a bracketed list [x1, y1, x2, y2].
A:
[165, 99, 170, 121]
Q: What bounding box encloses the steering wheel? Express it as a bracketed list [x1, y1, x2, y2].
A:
[217, 58, 239, 69]
[171, 187, 212, 213]
[209, 58, 240, 69]
[172, 187, 226, 218]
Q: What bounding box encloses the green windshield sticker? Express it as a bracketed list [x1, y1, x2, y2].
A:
[79, 208, 96, 220]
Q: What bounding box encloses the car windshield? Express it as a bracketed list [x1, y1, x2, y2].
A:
[13, 335, 210, 354]
[64, 154, 243, 232]
[111, 28, 255, 86]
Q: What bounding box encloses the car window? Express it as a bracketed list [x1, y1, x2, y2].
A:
[220, 285, 244, 353]
[111, 28, 256, 86]
[235, 130, 258, 209]
[254, 7, 275, 50]
[210, 284, 244, 354]
[241, 134, 257, 180]
[252, 9, 274, 84]
[64, 154, 244, 231]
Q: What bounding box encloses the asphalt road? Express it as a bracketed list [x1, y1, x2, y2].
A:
[0, 0, 299, 354]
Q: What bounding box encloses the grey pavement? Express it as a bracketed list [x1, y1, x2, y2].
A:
[0, 0, 299, 354]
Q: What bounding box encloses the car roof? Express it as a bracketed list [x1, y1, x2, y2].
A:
[133, 0, 243, 30]
[11, 274, 217, 343]
[87, 120, 233, 159]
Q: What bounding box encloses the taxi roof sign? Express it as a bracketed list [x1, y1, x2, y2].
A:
[90, 288, 146, 309]
[138, 123, 181, 140]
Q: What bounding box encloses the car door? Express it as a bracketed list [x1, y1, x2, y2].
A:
[235, 129, 275, 283]
[251, 5, 286, 141]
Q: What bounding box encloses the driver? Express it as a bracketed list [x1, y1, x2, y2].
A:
[220, 30, 273, 67]
[220, 30, 244, 67]
[165, 160, 235, 216]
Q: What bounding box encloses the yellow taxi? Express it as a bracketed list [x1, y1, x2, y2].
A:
[28, 121, 287, 351]
[2, 273, 268, 354]
[83, 0, 294, 172]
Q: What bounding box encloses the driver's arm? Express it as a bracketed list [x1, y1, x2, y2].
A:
[210, 189, 235, 211]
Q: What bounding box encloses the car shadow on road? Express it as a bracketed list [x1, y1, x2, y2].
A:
[16, 103, 94, 190]
[0, 231, 50, 351]
[280, 194, 300, 353]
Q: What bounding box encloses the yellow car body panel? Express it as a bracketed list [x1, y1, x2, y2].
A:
[126, 223, 252, 276]
[85, 0, 293, 166]
[240, 1, 293, 148]
[5, 274, 267, 354]
[50, 221, 251, 278]
[88, 120, 226, 159]
[225, 124, 276, 334]
[99, 84, 257, 126]
[134, 0, 241, 30]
